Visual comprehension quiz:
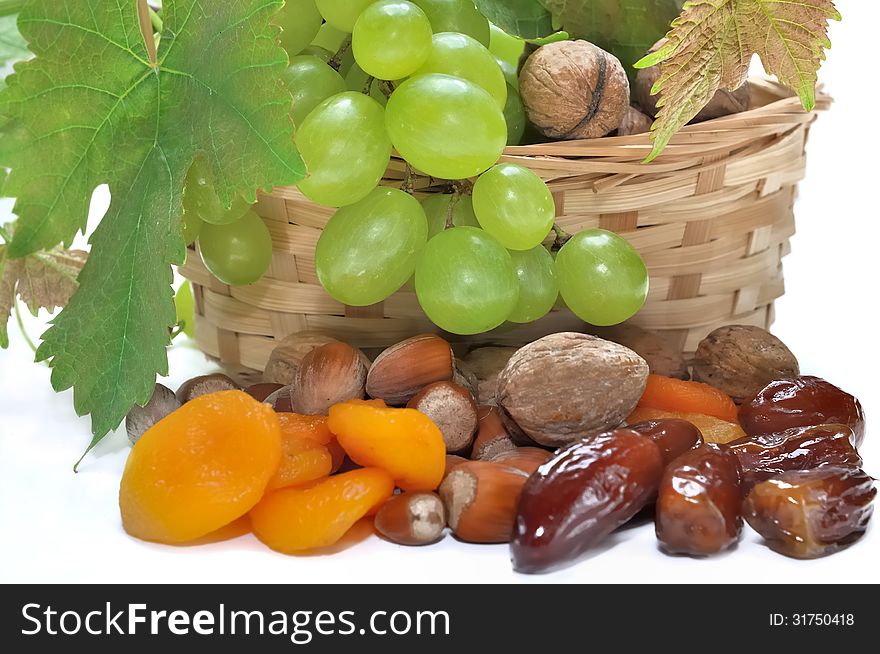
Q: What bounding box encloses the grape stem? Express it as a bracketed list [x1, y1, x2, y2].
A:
[361, 75, 376, 95]
[328, 36, 352, 72]
[445, 192, 461, 229]
[401, 163, 416, 195]
[378, 80, 396, 98]
[552, 223, 572, 250]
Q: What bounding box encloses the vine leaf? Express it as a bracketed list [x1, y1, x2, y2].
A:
[636, 0, 841, 161]
[0, 1, 304, 447]
[472, 0, 555, 39]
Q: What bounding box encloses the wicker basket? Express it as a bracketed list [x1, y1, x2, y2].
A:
[180, 78, 830, 373]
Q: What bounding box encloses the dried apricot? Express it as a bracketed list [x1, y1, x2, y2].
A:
[120, 390, 281, 544]
[328, 401, 446, 491]
[627, 407, 746, 444]
[638, 374, 738, 422]
[250, 468, 394, 553]
[267, 435, 333, 491]
[277, 412, 334, 445]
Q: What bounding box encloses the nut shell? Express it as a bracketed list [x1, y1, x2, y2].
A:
[374, 493, 446, 546]
[125, 383, 181, 445]
[263, 331, 342, 385]
[591, 323, 689, 380]
[407, 381, 479, 453]
[366, 334, 454, 405]
[461, 346, 517, 405]
[291, 342, 367, 415]
[176, 373, 239, 404]
[496, 332, 649, 447]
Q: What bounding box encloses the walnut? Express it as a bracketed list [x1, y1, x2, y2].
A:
[519, 40, 630, 141]
[693, 325, 800, 404]
[618, 106, 653, 136]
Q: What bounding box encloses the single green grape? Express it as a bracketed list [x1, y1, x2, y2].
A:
[199, 210, 273, 286]
[316, 187, 428, 306]
[555, 229, 649, 326]
[508, 246, 558, 323]
[413, 32, 506, 109]
[415, 226, 518, 334]
[174, 280, 196, 339]
[411, 0, 490, 46]
[503, 84, 526, 145]
[286, 56, 347, 127]
[495, 55, 518, 88]
[299, 45, 333, 62]
[489, 23, 524, 65]
[275, 0, 323, 57]
[296, 92, 392, 207]
[421, 193, 479, 238]
[316, 0, 377, 32]
[386, 74, 506, 180]
[352, 1, 433, 80]
[472, 163, 555, 250]
[344, 63, 389, 105]
[181, 207, 203, 246]
[183, 159, 251, 225]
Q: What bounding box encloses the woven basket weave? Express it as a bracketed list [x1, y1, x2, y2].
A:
[180, 78, 830, 373]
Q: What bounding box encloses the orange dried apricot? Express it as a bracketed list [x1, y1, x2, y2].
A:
[250, 468, 394, 553]
[267, 435, 333, 491]
[638, 374, 738, 423]
[627, 407, 746, 444]
[328, 401, 446, 491]
[120, 390, 281, 544]
[277, 412, 334, 445]
[327, 439, 347, 473]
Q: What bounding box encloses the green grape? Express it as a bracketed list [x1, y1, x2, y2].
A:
[495, 55, 518, 88]
[174, 280, 195, 339]
[421, 193, 479, 238]
[386, 74, 506, 180]
[472, 163, 555, 250]
[352, 1, 433, 80]
[411, 0, 490, 46]
[344, 63, 389, 105]
[310, 23, 355, 75]
[316, 187, 428, 306]
[508, 247, 558, 323]
[275, 0, 323, 57]
[555, 229, 649, 326]
[503, 84, 525, 145]
[316, 0, 377, 32]
[285, 55, 347, 127]
[199, 210, 273, 286]
[413, 32, 506, 109]
[183, 159, 251, 225]
[415, 227, 518, 334]
[299, 45, 333, 62]
[296, 92, 392, 207]
[489, 23, 525, 65]
[181, 207, 203, 246]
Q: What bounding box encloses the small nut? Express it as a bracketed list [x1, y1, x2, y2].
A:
[265, 385, 293, 412]
[291, 342, 367, 415]
[176, 373, 239, 404]
[439, 461, 528, 544]
[407, 381, 478, 453]
[244, 382, 285, 403]
[366, 334, 454, 405]
[490, 447, 552, 476]
[497, 332, 649, 447]
[617, 106, 653, 136]
[443, 454, 469, 481]
[125, 383, 181, 445]
[263, 330, 357, 385]
[452, 359, 480, 399]
[591, 324, 689, 380]
[470, 406, 516, 461]
[693, 325, 800, 404]
[461, 346, 517, 404]
[374, 493, 447, 546]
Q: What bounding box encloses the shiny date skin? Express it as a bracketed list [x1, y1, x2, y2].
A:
[655, 444, 743, 556]
[628, 419, 703, 465]
[726, 424, 862, 489]
[511, 429, 664, 574]
[744, 467, 875, 559]
[739, 377, 866, 448]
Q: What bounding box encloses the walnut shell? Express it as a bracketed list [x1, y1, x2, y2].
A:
[461, 346, 518, 405]
[263, 331, 369, 385]
[519, 40, 630, 140]
[591, 323, 689, 380]
[693, 326, 800, 404]
[618, 106, 653, 136]
[496, 332, 649, 447]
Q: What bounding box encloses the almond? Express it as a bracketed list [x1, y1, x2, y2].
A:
[407, 381, 478, 453]
[290, 342, 367, 415]
[374, 493, 447, 546]
[471, 406, 516, 461]
[439, 461, 528, 544]
[366, 334, 454, 405]
[491, 447, 553, 476]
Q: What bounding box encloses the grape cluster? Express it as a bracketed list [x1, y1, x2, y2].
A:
[185, 0, 650, 335]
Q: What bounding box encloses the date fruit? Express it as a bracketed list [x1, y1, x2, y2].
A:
[726, 424, 862, 488]
[655, 444, 743, 555]
[628, 419, 703, 465]
[511, 428, 664, 573]
[744, 467, 875, 559]
[739, 377, 866, 448]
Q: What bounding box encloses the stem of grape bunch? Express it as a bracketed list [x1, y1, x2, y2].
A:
[361, 75, 376, 95]
[328, 35, 352, 72]
[401, 164, 416, 195]
[552, 223, 573, 249]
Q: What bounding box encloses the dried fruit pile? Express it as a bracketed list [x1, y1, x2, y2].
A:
[121, 324, 874, 572]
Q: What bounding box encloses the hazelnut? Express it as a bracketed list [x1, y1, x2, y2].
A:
[263, 330, 351, 385]
[125, 383, 181, 444]
[496, 332, 649, 447]
[366, 334, 454, 405]
[490, 447, 552, 476]
[470, 406, 516, 461]
[265, 385, 293, 412]
[519, 40, 630, 140]
[374, 493, 447, 546]
[176, 373, 239, 404]
[461, 346, 517, 404]
[452, 359, 480, 400]
[443, 454, 469, 481]
[244, 382, 285, 402]
[407, 381, 479, 453]
[618, 105, 653, 136]
[291, 342, 367, 415]
[591, 323, 689, 380]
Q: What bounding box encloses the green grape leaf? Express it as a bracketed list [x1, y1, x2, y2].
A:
[472, 0, 555, 39]
[0, 0, 304, 445]
[636, 0, 840, 161]
[539, 0, 682, 76]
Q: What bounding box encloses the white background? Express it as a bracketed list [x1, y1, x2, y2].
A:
[2, 2, 878, 584]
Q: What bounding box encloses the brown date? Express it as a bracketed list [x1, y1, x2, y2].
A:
[744, 467, 875, 559]
[655, 444, 743, 555]
[628, 419, 703, 465]
[511, 428, 664, 574]
[739, 376, 865, 448]
[726, 424, 862, 488]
